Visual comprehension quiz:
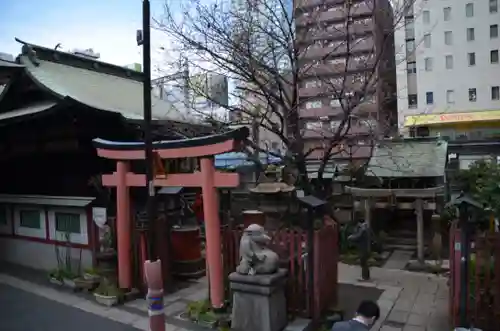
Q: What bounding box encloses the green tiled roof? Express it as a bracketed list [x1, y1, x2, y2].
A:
[365, 138, 448, 178]
[18, 55, 201, 124]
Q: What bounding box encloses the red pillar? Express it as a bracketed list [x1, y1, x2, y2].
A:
[200, 157, 224, 309]
[144, 260, 165, 331]
[116, 161, 132, 289]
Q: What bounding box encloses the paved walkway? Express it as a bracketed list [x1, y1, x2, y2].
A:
[338, 263, 449, 331]
[383, 250, 414, 270]
[0, 263, 449, 331]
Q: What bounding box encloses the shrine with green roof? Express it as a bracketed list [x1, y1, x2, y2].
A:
[345, 137, 448, 266]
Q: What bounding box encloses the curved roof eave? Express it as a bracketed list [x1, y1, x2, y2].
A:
[17, 56, 66, 101]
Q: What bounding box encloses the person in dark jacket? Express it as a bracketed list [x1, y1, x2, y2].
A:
[331, 300, 380, 331]
[348, 220, 371, 280]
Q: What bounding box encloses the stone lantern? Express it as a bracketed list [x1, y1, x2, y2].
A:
[248, 178, 295, 229]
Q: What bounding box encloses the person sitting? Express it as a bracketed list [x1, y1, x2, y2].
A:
[331, 300, 380, 331]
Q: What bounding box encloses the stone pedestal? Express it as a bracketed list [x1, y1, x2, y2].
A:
[229, 269, 288, 331]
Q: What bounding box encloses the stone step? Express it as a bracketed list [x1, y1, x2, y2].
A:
[385, 243, 417, 251]
[387, 229, 416, 238]
[386, 236, 418, 246]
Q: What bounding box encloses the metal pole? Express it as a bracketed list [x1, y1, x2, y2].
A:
[458, 203, 469, 328]
[142, 2, 165, 331]
[349, 143, 354, 222]
[142, 0, 156, 260]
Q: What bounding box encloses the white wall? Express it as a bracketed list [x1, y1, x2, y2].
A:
[396, 0, 500, 132]
[0, 204, 93, 272]
[0, 238, 93, 271]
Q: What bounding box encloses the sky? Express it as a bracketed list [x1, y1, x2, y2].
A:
[0, 0, 177, 68]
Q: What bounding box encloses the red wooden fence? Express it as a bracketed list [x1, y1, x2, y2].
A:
[449, 221, 500, 330]
[222, 223, 339, 320]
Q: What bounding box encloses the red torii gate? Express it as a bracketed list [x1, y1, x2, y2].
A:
[93, 127, 249, 310]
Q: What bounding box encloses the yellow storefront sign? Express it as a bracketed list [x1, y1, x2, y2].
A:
[404, 110, 500, 127]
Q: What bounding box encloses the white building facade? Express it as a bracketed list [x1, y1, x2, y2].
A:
[396, 0, 500, 140]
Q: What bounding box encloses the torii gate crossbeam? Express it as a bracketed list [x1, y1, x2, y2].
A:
[93, 127, 249, 310]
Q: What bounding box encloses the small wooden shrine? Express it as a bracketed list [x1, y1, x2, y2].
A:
[345, 137, 448, 264]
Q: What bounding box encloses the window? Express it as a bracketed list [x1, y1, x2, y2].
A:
[467, 28, 475, 41]
[491, 0, 498, 13]
[444, 31, 453, 45]
[492, 50, 499, 64]
[330, 98, 340, 107]
[423, 10, 430, 24]
[445, 55, 454, 69]
[330, 121, 341, 130]
[305, 80, 321, 88]
[55, 212, 81, 234]
[306, 100, 322, 109]
[15, 208, 44, 238]
[305, 121, 322, 130]
[426, 92, 434, 105]
[406, 40, 415, 52]
[408, 94, 418, 108]
[491, 25, 499, 38]
[493, 86, 500, 100]
[424, 57, 433, 71]
[465, 3, 474, 17]
[407, 61, 417, 73]
[423, 34, 431, 48]
[468, 52, 476, 66]
[19, 210, 41, 229]
[469, 88, 477, 102]
[446, 90, 455, 104]
[443, 7, 451, 21]
[329, 57, 346, 65]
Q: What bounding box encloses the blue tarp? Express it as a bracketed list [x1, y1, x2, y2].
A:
[214, 152, 282, 169]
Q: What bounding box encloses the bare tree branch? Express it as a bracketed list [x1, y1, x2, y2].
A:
[154, 0, 419, 192]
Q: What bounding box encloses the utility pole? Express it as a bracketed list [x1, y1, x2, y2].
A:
[139, 1, 165, 330]
[142, 0, 155, 261]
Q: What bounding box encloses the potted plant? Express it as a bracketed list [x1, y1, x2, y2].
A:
[198, 311, 218, 328]
[93, 278, 122, 307]
[48, 269, 64, 286]
[83, 267, 101, 281]
[61, 269, 79, 288]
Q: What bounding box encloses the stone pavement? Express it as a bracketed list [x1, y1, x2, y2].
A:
[123, 277, 210, 325]
[338, 263, 449, 331]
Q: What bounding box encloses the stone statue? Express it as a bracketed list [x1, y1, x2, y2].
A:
[236, 224, 280, 275]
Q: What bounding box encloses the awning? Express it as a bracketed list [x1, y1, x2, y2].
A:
[0, 194, 95, 207]
[404, 110, 500, 127]
[214, 152, 282, 169]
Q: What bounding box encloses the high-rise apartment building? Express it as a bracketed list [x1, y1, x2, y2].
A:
[397, 0, 500, 142]
[295, 0, 397, 160]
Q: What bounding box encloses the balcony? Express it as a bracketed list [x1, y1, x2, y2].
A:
[299, 37, 374, 60]
[298, 101, 378, 119]
[297, 21, 374, 43]
[299, 56, 376, 78]
[298, 76, 376, 98]
[296, 1, 375, 26]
